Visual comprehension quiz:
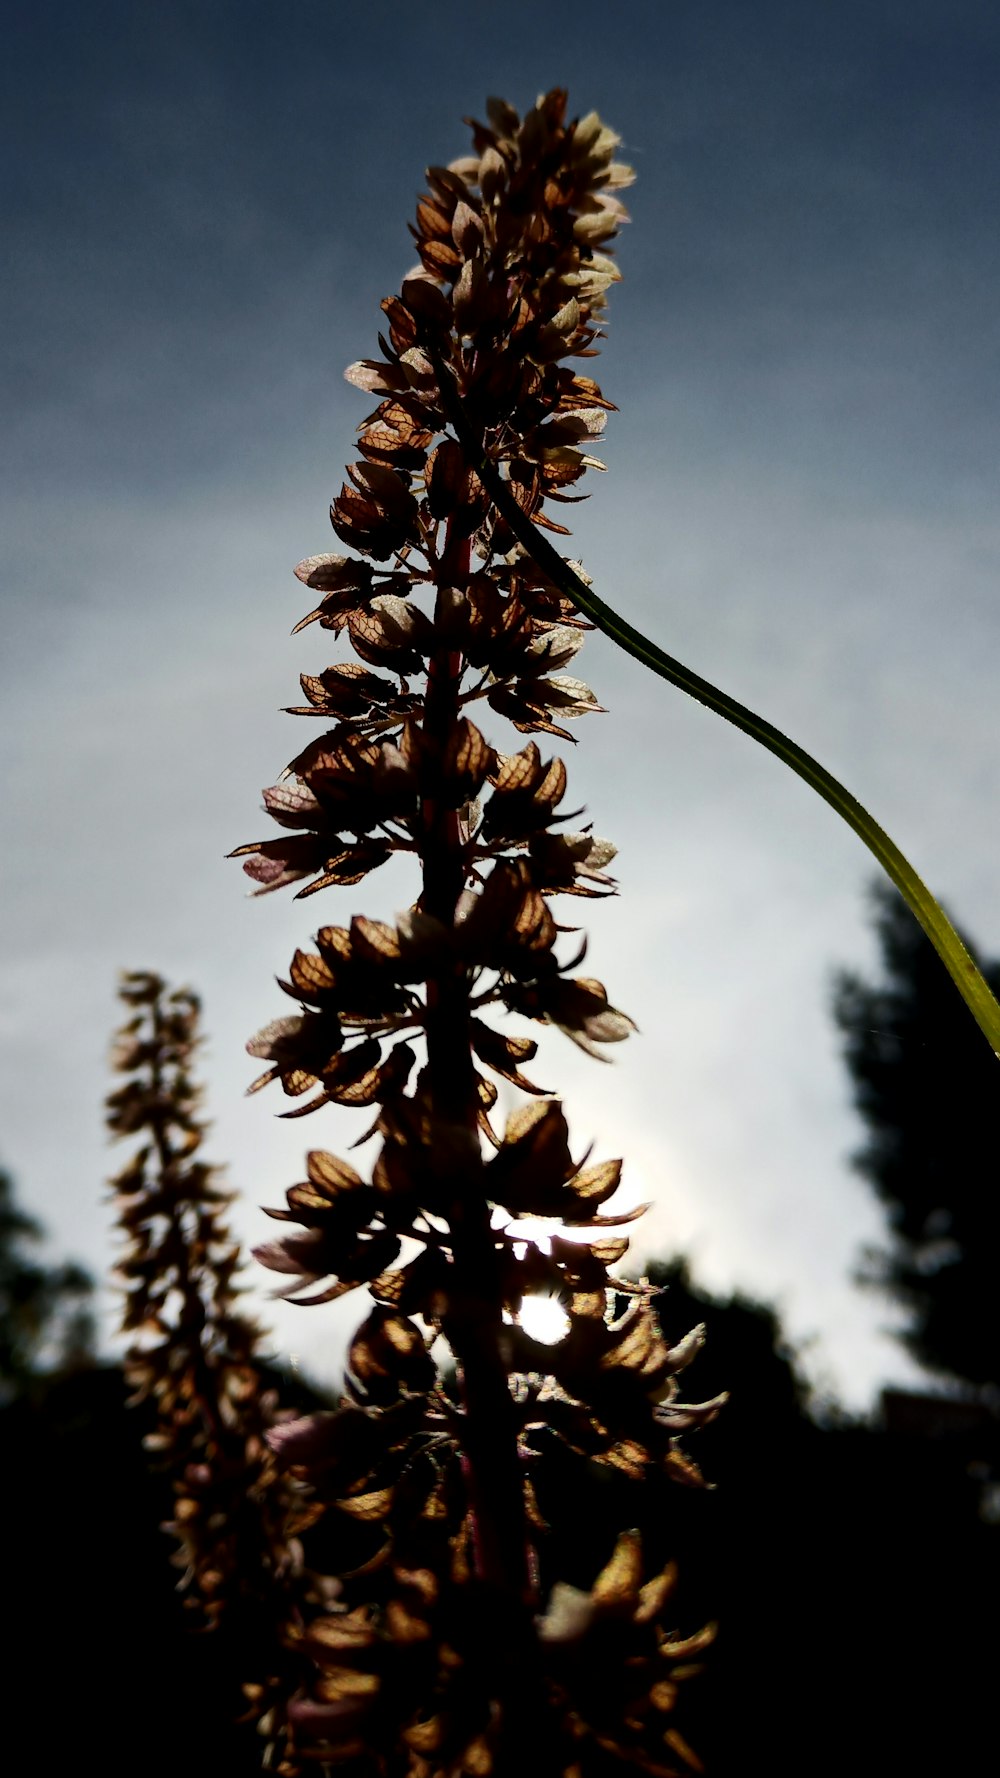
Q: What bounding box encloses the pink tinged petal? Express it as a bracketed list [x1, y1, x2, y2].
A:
[287, 1696, 369, 1738]
[261, 779, 322, 829]
[244, 853, 289, 885]
[266, 1411, 343, 1465]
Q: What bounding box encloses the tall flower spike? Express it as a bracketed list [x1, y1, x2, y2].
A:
[108, 971, 311, 1767]
[235, 92, 721, 1775]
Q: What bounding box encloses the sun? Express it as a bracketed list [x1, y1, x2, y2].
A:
[519, 1293, 571, 1346]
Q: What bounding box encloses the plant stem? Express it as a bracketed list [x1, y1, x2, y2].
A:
[420, 520, 530, 1606]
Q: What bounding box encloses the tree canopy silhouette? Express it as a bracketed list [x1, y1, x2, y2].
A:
[0, 1163, 94, 1403]
[834, 883, 1000, 1391]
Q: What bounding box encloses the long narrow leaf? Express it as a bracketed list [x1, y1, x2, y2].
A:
[438, 367, 1000, 1058]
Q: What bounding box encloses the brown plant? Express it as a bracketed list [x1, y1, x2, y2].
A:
[234, 92, 722, 1776]
[108, 970, 311, 1762]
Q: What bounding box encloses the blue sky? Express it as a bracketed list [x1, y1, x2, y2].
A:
[3, 0, 999, 1406]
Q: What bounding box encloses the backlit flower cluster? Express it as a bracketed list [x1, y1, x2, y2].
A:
[234, 92, 721, 1777]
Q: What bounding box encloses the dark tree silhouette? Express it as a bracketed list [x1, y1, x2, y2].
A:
[629, 1258, 1000, 1775]
[833, 883, 1000, 1392]
[0, 1163, 94, 1403]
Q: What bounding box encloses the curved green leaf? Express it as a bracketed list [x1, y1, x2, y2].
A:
[439, 373, 1000, 1057]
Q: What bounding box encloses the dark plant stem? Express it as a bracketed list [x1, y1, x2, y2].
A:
[146, 997, 219, 1434]
[421, 521, 531, 1608]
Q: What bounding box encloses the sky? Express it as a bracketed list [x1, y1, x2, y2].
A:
[3, 0, 999, 1410]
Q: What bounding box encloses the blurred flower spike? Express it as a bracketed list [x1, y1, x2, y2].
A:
[108, 971, 309, 1766]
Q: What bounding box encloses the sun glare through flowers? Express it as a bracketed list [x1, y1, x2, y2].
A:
[518, 1292, 572, 1345]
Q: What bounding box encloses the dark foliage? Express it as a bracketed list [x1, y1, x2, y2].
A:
[834, 883, 1000, 1390]
[6, 1264, 998, 1776]
[3, 1359, 327, 1778]
[613, 1261, 999, 1776]
[0, 1164, 93, 1404]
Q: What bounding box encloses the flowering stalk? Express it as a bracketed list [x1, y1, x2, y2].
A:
[235, 92, 722, 1775]
[108, 971, 307, 1759]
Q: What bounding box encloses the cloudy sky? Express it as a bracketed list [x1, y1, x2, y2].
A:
[4, 0, 998, 1409]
